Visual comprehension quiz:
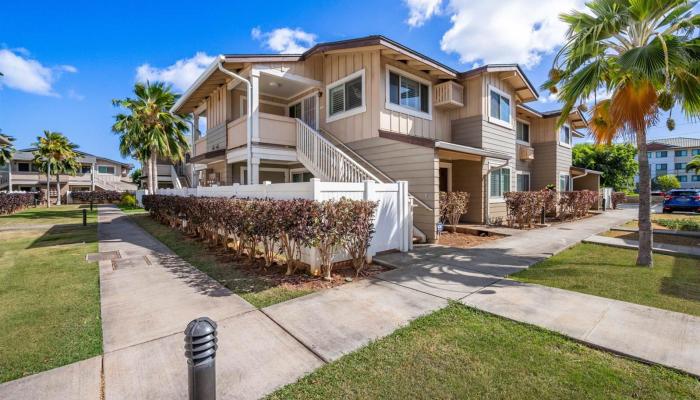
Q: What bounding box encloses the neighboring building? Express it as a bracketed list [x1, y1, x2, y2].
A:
[172, 35, 594, 241]
[1, 148, 136, 200]
[141, 158, 193, 190]
[635, 137, 700, 189]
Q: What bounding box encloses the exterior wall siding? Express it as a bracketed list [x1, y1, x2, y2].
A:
[348, 137, 439, 241]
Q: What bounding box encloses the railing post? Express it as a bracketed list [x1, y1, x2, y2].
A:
[184, 317, 218, 400]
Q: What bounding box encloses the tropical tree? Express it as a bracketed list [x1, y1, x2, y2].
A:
[0, 133, 15, 166]
[652, 174, 681, 191]
[32, 131, 79, 207]
[572, 143, 639, 190]
[543, 0, 700, 267]
[112, 81, 190, 193]
[686, 154, 700, 173]
[130, 168, 143, 187]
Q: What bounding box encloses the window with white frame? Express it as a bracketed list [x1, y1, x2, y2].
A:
[516, 120, 530, 143]
[560, 125, 572, 146]
[678, 175, 688, 182]
[488, 87, 511, 126]
[693, 149, 700, 156]
[516, 172, 530, 191]
[327, 69, 365, 122]
[386, 66, 431, 119]
[490, 167, 511, 198]
[98, 165, 115, 174]
[559, 173, 571, 192]
[656, 151, 668, 158]
[675, 150, 687, 157]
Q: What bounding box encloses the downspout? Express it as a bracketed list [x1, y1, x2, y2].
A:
[484, 159, 509, 224]
[217, 62, 253, 185]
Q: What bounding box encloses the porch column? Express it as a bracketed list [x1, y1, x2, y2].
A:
[91, 163, 96, 191]
[250, 158, 260, 185]
[251, 69, 261, 142]
[7, 163, 12, 192]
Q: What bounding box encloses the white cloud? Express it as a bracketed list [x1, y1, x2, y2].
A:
[67, 89, 85, 101]
[136, 52, 216, 92]
[405, 0, 585, 68]
[251, 27, 317, 54]
[0, 48, 77, 96]
[539, 92, 559, 104]
[405, 0, 443, 27]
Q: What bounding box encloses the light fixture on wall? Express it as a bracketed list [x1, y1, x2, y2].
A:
[269, 81, 281, 88]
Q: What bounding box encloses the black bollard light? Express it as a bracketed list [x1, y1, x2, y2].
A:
[602, 198, 607, 211]
[82, 209, 87, 226]
[184, 317, 218, 400]
[90, 200, 93, 211]
[540, 206, 546, 224]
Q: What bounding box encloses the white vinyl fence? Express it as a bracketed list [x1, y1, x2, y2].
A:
[141, 179, 412, 269]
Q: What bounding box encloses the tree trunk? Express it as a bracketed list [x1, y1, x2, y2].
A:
[150, 152, 158, 194]
[56, 173, 62, 205]
[636, 132, 653, 267]
[46, 162, 51, 208]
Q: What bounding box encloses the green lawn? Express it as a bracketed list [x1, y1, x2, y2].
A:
[117, 204, 148, 215]
[0, 205, 102, 383]
[511, 243, 700, 317]
[129, 214, 314, 308]
[269, 304, 700, 400]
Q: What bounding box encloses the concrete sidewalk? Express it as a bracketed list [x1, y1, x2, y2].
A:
[584, 234, 700, 258]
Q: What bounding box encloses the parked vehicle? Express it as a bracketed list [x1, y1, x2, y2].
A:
[662, 189, 700, 213]
[651, 191, 666, 197]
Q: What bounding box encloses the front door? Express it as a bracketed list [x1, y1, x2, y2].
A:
[289, 94, 318, 130]
[439, 167, 449, 192]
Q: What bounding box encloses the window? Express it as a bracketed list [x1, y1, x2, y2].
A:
[490, 167, 510, 198]
[17, 163, 30, 172]
[692, 149, 700, 156]
[675, 150, 687, 157]
[386, 66, 431, 118]
[327, 69, 365, 122]
[488, 87, 511, 126]
[81, 165, 92, 174]
[675, 163, 686, 170]
[559, 174, 571, 192]
[655, 164, 668, 171]
[288, 102, 302, 119]
[678, 175, 688, 182]
[516, 172, 530, 191]
[693, 175, 700, 182]
[291, 171, 314, 183]
[656, 151, 668, 158]
[516, 121, 530, 143]
[647, 152, 653, 158]
[98, 165, 115, 174]
[560, 125, 572, 146]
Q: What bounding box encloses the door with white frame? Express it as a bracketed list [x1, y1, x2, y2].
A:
[288, 93, 319, 130]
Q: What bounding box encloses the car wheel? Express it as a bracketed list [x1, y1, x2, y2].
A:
[662, 209, 672, 214]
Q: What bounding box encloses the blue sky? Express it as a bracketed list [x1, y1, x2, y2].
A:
[1, 0, 697, 164]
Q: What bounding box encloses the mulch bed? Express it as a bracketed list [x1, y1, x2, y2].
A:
[196, 236, 390, 292]
[436, 231, 502, 248]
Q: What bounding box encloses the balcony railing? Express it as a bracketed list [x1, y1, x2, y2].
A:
[227, 113, 296, 149]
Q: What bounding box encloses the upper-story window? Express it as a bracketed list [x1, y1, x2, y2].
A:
[675, 150, 687, 157]
[675, 162, 687, 170]
[385, 65, 431, 120]
[327, 69, 365, 122]
[516, 120, 530, 144]
[488, 86, 511, 127]
[655, 164, 668, 171]
[678, 175, 688, 182]
[17, 162, 30, 172]
[692, 149, 700, 156]
[647, 151, 653, 158]
[656, 151, 668, 158]
[98, 165, 116, 174]
[560, 125, 572, 147]
[81, 165, 92, 174]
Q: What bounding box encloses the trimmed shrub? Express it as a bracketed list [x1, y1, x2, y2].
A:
[439, 191, 470, 232]
[611, 192, 626, 209]
[656, 219, 700, 232]
[120, 193, 137, 207]
[142, 195, 378, 277]
[504, 190, 548, 228]
[71, 190, 122, 203]
[559, 190, 598, 220]
[0, 193, 35, 215]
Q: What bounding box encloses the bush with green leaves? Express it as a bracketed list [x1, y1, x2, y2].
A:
[656, 219, 700, 232]
[71, 190, 122, 203]
[652, 175, 681, 192]
[120, 193, 137, 207]
[439, 191, 470, 232]
[0, 193, 35, 215]
[142, 194, 378, 277]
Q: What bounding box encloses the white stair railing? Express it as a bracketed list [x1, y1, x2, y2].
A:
[170, 165, 183, 189]
[296, 119, 381, 183]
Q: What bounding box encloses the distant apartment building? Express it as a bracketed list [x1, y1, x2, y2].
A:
[635, 137, 700, 189]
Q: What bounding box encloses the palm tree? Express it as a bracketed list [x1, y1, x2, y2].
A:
[0, 133, 15, 166]
[687, 155, 700, 173]
[543, 0, 700, 267]
[32, 131, 79, 207]
[112, 81, 190, 193]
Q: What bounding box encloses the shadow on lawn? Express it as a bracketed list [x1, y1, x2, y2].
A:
[28, 222, 98, 248]
[660, 255, 700, 303]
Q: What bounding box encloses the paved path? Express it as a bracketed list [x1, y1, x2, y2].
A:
[584, 234, 700, 258]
